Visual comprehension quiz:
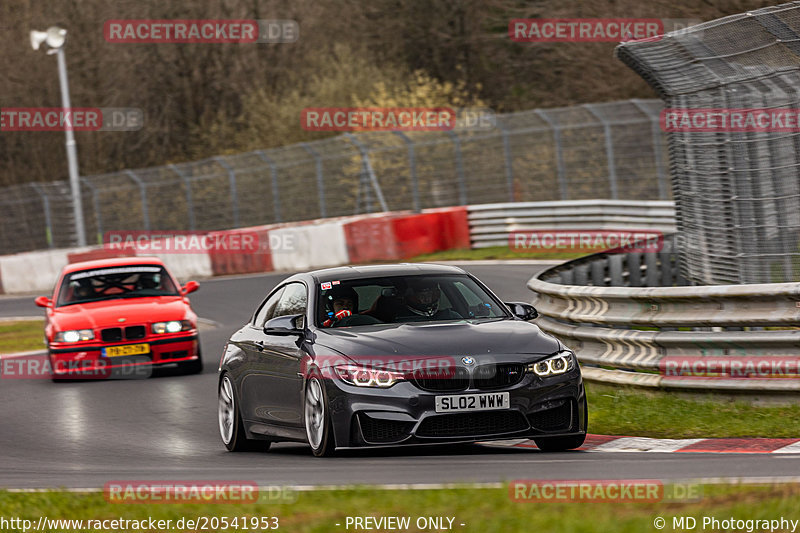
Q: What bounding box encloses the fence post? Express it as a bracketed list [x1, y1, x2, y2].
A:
[255, 150, 282, 223]
[496, 121, 515, 202]
[169, 164, 195, 231]
[345, 133, 389, 213]
[445, 130, 468, 205]
[631, 99, 668, 200]
[29, 183, 54, 249]
[125, 170, 150, 231]
[301, 143, 327, 218]
[214, 157, 240, 228]
[79, 178, 103, 244]
[583, 104, 619, 200]
[535, 109, 568, 200]
[392, 131, 421, 213]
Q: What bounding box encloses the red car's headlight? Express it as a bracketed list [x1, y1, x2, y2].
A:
[151, 320, 193, 334]
[54, 329, 94, 342]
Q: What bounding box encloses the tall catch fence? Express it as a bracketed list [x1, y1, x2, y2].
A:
[617, 1, 800, 285]
[0, 99, 670, 255]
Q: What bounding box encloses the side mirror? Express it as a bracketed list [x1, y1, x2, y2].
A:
[506, 301, 538, 321]
[35, 296, 53, 308]
[264, 314, 304, 336]
[181, 280, 200, 295]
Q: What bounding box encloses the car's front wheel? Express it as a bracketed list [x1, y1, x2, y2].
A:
[218, 373, 270, 452]
[304, 377, 335, 457]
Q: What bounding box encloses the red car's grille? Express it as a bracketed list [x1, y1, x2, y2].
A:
[101, 328, 123, 342]
[125, 326, 146, 340]
[101, 326, 146, 342]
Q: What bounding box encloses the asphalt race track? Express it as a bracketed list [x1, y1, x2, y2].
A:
[0, 263, 795, 488]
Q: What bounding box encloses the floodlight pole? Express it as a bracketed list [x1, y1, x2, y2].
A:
[54, 45, 86, 246]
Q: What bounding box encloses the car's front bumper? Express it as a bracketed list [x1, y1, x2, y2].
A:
[48, 335, 199, 379]
[323, 368, 586, 449]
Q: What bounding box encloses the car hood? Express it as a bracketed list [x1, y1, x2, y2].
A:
[50, 296, 191, 330]
[313, 319, 561, 359]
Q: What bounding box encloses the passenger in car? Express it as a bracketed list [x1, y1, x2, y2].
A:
[395, 279, 461, 321]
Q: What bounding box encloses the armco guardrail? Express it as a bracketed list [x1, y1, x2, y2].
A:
[528, 236, 800, 393]
[468, 200, 675, 248]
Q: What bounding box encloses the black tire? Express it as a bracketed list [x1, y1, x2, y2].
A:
[304, 376, 336, 457]
[533, 397, 588, 452]
[181, 347, 204, 375]
[218, 373, 270, 452]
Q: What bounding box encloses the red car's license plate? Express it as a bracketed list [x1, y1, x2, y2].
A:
[103, 343, 150, 357]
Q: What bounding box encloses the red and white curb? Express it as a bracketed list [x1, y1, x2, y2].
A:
[481, 434, 800, 453]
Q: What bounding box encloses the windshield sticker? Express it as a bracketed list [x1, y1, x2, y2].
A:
[70, 266, 162, 280]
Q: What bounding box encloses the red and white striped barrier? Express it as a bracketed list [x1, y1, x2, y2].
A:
[0, 207, 472, 294]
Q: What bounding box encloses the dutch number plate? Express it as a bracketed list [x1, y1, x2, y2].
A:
[102, 343, 150, 357]
[435, 392, 510, 413]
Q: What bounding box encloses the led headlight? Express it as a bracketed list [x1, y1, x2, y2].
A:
[334, 365, 403, 388]
[526, 350, 575, 377]
[151, 320, 192, 334]
[54, 329, 94, 342]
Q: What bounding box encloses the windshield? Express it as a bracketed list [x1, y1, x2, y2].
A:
[56, 265, 180, 307]
[316, 274, 509, 328]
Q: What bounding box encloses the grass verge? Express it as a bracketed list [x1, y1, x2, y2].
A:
[0, 485, 798, 533]
[586, 381, 800, 438]
[0, 320, 44, 353]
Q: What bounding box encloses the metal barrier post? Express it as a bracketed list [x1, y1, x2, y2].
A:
[496, 122, 516, 202]
[214, 157, 240, 227]
[79, 178, 103, 244]
[125, 170, 150, 231]
[393, 131, 421, 213]
[169, 164, 195, 231]
[345, 133, 389, 213]
[255, 150, 282, 223]
[445, 130, 468, 205]
[29, 183, 54, 248]
[301, 143, 327, 218]
[583, 104, 619, 199]
[631, 99, 668, 201]
[534, 110, 568, 200]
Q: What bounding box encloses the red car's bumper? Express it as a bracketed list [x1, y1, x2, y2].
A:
[48, 334, 199, 378]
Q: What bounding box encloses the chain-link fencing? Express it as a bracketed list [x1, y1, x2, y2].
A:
[0, 99, 670, 255]
[617, 1, 800, 285]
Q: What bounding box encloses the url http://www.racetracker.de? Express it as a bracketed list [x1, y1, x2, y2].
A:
[0, 516, 280, 532]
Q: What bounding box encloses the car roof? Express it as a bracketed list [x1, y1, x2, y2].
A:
[61, 256, 167, 275]
[306, 263, 466, 283]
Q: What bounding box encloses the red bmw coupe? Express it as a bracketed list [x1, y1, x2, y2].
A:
[35, 257, 202, 381]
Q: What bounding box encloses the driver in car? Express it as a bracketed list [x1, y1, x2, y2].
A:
[322, 285, 357, 327]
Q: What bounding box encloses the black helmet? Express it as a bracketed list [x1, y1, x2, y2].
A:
[324, 285, 358, 314]
[404, 278, 440, 316]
